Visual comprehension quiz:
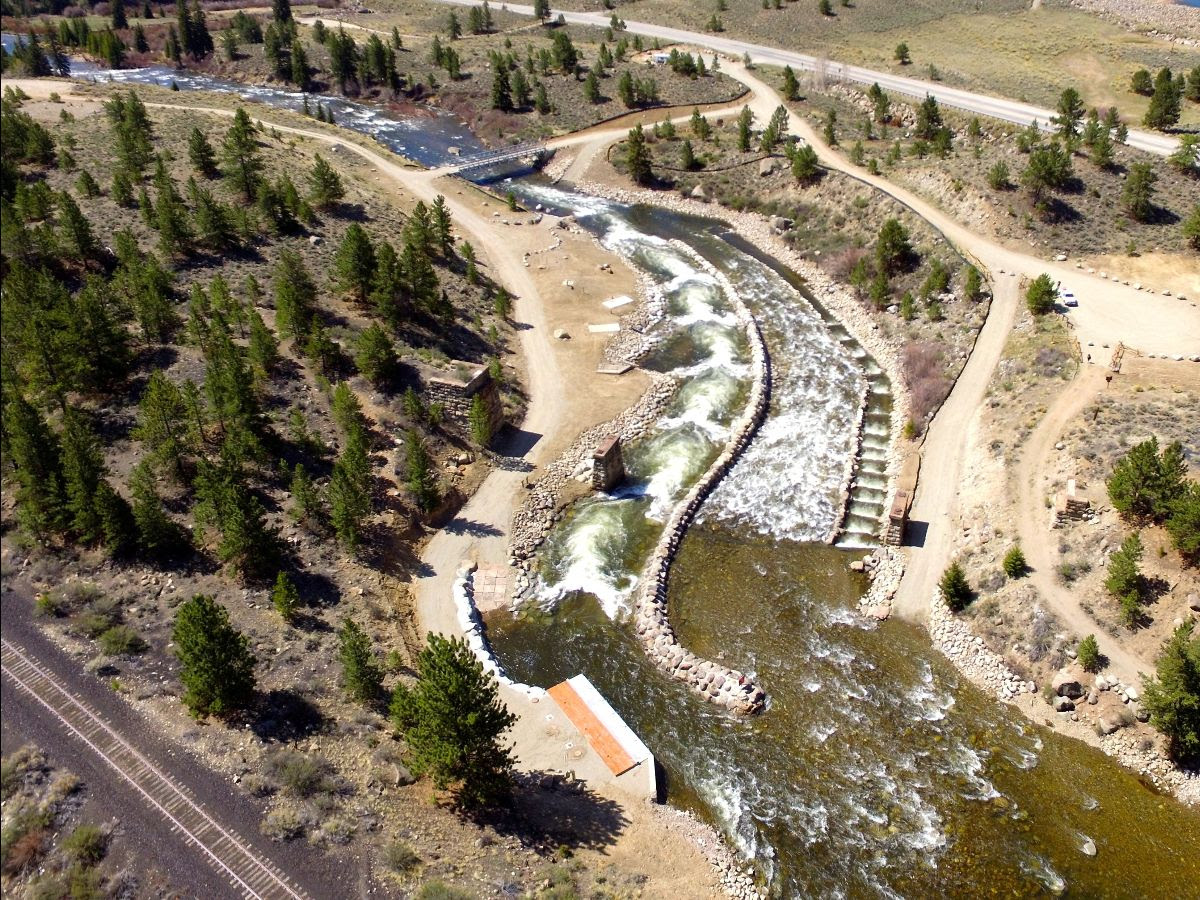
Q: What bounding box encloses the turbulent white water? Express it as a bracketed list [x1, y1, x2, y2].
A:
[513, 181, 879, 614]
[698, 250, 866, 543]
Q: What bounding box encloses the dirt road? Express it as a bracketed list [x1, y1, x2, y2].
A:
[428, 0, 1181, 156]
[888, 276, 1021, 621]
[1012, 363, 1152, 684]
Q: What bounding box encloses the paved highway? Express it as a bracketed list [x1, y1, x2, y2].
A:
[431, 0, 1181, 156]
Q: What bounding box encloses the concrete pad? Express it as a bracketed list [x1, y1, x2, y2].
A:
[587, 322, 621, 334]
[602, 295, 635, 310]
[549, 675, 652, 777]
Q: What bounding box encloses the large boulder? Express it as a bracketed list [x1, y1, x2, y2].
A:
[758, 157, 778, 177]
[1098, 714, 1123, 735]
[1053, 671, 1084, 699]
[1053, 696, 1076, 713]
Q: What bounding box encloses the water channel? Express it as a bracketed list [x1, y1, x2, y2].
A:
[13, 46, 1200, 896]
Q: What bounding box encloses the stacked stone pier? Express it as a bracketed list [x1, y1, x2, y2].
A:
[630, 248, 771, 716]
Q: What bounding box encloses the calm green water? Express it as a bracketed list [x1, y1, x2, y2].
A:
[489, 186, 1200, 898]
[491, 529, 1200, 898]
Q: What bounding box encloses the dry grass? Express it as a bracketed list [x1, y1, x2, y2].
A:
[548, 0, 1199, 126]
[786, 80, 1200, 259]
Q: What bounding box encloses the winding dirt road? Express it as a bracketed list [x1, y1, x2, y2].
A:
[429, 0, 1181, 157]
[1012, 364, 1151, 684]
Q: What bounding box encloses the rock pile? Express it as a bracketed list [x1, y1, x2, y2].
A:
[628, 248, 771, 715]
[928, 590, 1035, 702]
[855, 546, 905, 619]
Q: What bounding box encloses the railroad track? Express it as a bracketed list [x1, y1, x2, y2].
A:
[1, 638, 309, 900]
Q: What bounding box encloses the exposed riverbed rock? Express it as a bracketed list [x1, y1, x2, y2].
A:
[1053, 671, 1085, 699]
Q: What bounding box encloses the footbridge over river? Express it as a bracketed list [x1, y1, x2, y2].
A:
[431, 141, 552, 177]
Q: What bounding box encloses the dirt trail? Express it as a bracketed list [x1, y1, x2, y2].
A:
[0, 78, 728, 894]
[888, 276, 1021, 622]
[1012, 363, 1152, 684]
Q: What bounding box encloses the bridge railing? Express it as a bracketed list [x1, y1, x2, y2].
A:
[448, 142, 548, 172]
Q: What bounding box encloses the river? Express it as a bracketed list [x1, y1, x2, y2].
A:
[10, 45, 1199, 897]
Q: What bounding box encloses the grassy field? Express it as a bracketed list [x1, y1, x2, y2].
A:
[550, 0, 1200, 127]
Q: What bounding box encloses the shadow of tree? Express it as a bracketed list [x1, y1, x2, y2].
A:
[251, 689, 328, 742]
[472, 772, 630, 854]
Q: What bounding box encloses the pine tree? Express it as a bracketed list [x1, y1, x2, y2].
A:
[1107, 438, 1187, 523]
[583, 70, 601, 104]
[222, 108, 263, 202]
[272, 570, 299, 622]
[782, 65, 799, 102]
[1106, 532, 1144, 626]
[3, 395, 67, 537]
[187, 126, 217, 178]
[334, 224, 377, 304]
[680, 139, 698, 171]
[329, 440, 371, 551]
[625, 124, 652, 185]
[290, 40, 309, 89]
[915, 94, 942, 140]
[875, 218, 912, 276]
[247, 312, 279, 382]
[339, 619, 383, 705]
[130, 460, 184, 557]
[791, 143, 820, 184]
[306, 154, 343, 209]
[469, 394, 493, 447]
[290, 462, 322, 525]
[95, 480, 137, 555]
[56, 191, 100, 262]
[193, 461, 278, 578]
[1144, 67, 1182, 130]
[390, 633, 516, 809]
[939, 561, 972, 611]
[1122, 162, 1157, 222]
[1001, 545, 1027, 578]
[354, 323, 396, 385]
[1025, 272, 1057, 315]
[75, 170, 100, 198]
[618, 70, 635, 108]
[1052, 87, 1085, 142]
[272, 249, 316, 340]
[736, 105, 753, 152]
[112, 0, 128, 30]
[431, 195, 453, 257]
[173, 594, 256, 717]
[1167, 481, 1200, 565]
[60, 407, 108, 543]
[491, 69, 513, 111]
[1077, 635, 1102, 673]
[134, 371, 188, 474]
[404, 429, 438, 513]
[1141, 620, 1200, 765]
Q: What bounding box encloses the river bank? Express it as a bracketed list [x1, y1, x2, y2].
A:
[564, 172, 1200, 807]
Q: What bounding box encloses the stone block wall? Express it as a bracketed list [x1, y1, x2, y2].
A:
[427, 363, 504, 443]
[592, 435, 626, 491]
